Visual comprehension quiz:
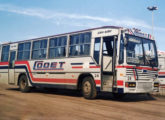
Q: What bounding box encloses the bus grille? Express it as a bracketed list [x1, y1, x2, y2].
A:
[137, 82, 152, 90]
[126, 68, 157, 81]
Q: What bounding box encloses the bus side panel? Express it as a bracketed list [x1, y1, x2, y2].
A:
[14, 69, 27, 86]
[0, 62, 9, 85]
[0, 72, 9, 84]
[159, 70, 165, 89]
[14, 57, 101, 89]
[114, 67, 126, 93]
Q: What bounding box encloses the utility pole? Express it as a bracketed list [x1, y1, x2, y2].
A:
[147, 6, 158, 36]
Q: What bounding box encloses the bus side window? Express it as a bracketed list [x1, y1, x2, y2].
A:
[17, 42, 31, 60]
[94, 38, 101, 64]
[69, 32, 91, 56]
[1, 45, 10, 62]
[49, 36, 67, 58]
[32, 40, 47, 59]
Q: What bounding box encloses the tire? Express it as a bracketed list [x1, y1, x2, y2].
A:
[113, 93, 125, 99]
[19, 75, 31, 93]
[82, 76, 97, 99]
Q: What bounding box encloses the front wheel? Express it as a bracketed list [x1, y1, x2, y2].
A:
[19, 75, 31, 92]
[82, 76, 97, 99]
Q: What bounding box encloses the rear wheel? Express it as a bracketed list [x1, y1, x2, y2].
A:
[19, 75, 31, 92]
[82, 76, 97, 99]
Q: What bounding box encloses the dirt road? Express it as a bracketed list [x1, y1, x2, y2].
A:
[0, 84, 165, 120]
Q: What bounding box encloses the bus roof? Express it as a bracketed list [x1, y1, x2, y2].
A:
[1, 26, 122, 45]
[1, 26, 153, 45]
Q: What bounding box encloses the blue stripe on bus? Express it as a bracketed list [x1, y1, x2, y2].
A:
[0, 66, 8, 69]
[89, 62, 95, 65]
[0, 65, 101, 91]
[71, 63, 83, 65]
[14, 66, 34, 85]
[158, 76, 165, 78]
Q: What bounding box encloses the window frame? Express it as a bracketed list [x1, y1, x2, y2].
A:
[31, 39, 48, 60]
[48, 36, 67, 59]
[17, 42, 31, 61]
[1, 45, 10, 62]
[69, 32, 91, 57]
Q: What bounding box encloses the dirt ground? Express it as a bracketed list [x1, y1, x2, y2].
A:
[0, 84, 165, 120]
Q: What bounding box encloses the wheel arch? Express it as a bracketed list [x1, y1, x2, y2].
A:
[17, 73, 28, 85]
[77, 73, 95, 90]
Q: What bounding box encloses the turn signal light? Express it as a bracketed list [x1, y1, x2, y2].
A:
[125, 82, 136, 87]
[154, 83, 159, 87]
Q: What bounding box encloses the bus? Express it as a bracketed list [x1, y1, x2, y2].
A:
[158, 50, 165, 89]
[0, 26, 159, 99]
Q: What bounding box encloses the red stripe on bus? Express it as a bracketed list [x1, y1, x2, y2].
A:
[159, 72, 165, 75]
[0, 62, 9, 65]
[15, 61, 77, 84]
[116, 66, 133, 69]
[32, 78, 77, 83]
[72, 66, 83, 69]
[15, 61, 101, 85]
[132, 69, 136, 80]
[116, 65, 158, 71]
[89, 66, 101, 68]
[95, 80, 101, 85]
[117, 80, 123, 86]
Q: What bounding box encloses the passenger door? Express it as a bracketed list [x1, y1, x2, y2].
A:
[101, 36, 117, 91]
[8, 51, 16, 84]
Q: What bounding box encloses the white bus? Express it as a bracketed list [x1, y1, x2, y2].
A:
[158, 51, 165, 88]
[0, 26, 159, 99]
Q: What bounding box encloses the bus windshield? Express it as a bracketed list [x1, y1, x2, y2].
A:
[126, 34, 158, 67]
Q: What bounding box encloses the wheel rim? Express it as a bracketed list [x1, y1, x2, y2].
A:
[20, 78, 26, 89]
[83, 81, 91, 95]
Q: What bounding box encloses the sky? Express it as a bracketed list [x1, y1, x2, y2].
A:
[0, 0, 165, 51]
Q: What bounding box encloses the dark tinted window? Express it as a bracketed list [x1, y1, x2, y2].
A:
[17, 42, 31, 60]
[94, 38, 101, 64]
[32, 40, 47, 59]
[49, 36, 67, 58]
[119, 35, 124, 64]
[69, 32, 91, 56]
[1, 45, 10, 62]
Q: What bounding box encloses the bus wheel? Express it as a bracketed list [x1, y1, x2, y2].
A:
[19, 75, 31, 93]
[82, 76, 97, 99]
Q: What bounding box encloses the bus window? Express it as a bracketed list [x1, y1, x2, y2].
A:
[69, 32, 91, 56]
[103, 37, 113, 56]
[32, 40, 47, 59]
[1, 45, 10, 62]
[17, 42, 31, 60]
[80, 33, 91, 55]
[94, 38, 101, 64]
[119, 36, 124, 64]
[49, 36, 67, 58]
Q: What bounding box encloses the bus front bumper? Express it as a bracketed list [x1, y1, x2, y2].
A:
[123, 82, 156, 93]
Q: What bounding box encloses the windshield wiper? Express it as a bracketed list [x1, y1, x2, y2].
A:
[144, 55, 155, 67]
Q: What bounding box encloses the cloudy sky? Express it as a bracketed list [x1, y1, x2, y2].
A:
[0, 0, 165, 50]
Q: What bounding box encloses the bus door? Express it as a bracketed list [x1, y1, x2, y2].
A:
[8, 51, 16, 84]
[102, 36, 117, 91]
